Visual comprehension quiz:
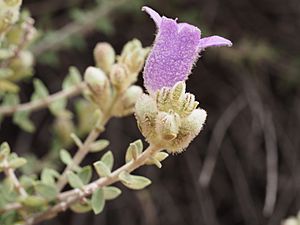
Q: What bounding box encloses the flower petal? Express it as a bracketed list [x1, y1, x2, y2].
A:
[143, 8, 201, 93]
[198, 35, 232, 50]
[142, 6, 162, 28]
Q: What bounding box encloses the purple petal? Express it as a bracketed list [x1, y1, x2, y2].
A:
[143, 8, 201, 92]
[142, 7, 232, 93]
[142, 6, 162, 28]
[198, 35, 232, 50]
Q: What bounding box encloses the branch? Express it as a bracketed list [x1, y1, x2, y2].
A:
[0, 82, 86, 117]
[3, 159, 28, 197]
[56, 89, 121, 191]
[26, 144, 162, 225]
[31, 0, 127, 56]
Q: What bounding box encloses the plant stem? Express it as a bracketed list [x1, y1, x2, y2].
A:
[0, 82, 86, 116]
[56, 90, 120, 191]
[3, 160, 28, 198]
[31, 0, 127, 56]
[27, 144, 162, 225]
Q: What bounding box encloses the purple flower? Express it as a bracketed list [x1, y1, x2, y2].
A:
[142, 6, 232, 93]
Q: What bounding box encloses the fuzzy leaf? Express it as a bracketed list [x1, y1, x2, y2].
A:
[67, 171, 84, 189]
[21, 196, 47, 209]
[8, 157, 27, 169]
[125, 140, 143, 163]
[91, 188, 105, 214]
[101, 151, 114, 171]
[59, 149, 73, 166]
[78, 166, 92, 185]
[34, 183, 58, 201]
[31, 79, 49, 102]
[119, 171, 151, 190]
[13, 111, 35, 132]
[90, 140, 109, 152]
[49, 98, 67, 116]
[41, 168, 60, 186]
[70, 133, 83, 147]
[93, 161, 111, 177]
[103, 186, 122, 200]
[70, 201, 92, 213]
[63, 67, 82, 90]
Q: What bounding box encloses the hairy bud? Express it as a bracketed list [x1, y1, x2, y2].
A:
[112, 85, 143, 117]
[84, 66, 111, 111]
[109, 64, 129, 91]
[135, 81, 206, 153]
[93, 42, 115, 74]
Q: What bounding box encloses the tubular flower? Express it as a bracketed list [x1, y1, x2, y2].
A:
[135, 7, 232, 153]
[142, 6, 232, 93]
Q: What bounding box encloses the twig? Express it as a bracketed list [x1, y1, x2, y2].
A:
[31, 0, 127, 56]
[0, 82, 86, 116]
[262, 111, 278, 217]
[0, 18, 35, 68]
[3, 159, 28, 197]
[56, 89, 120, 191]
[198, 95, 247, 187]
[0, 202, 22, 214]
[26, 144, 162, 225]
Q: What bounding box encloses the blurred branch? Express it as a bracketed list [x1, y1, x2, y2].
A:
[26, 144, 162, 225]
[0, 18, 35, 68]
[0, 82, 86, 116]
[199, 95, 247, 187]
[31, 0, 127, 56]
[55, 89, 121, 191]
[3, 159, 28, 197]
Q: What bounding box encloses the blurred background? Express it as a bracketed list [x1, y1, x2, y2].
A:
[1, 0, 300, 224]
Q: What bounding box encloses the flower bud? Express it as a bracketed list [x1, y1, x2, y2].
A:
[84, 66, 111, 110]
[112, 85, 143, 117]
[93, 42, 115, 74]
[155, 112, 180, 141]
[118, 39, 149, 74]
[84, 67, 108, 94]
[109, 64, 129, 91]
[135, 81, 207, 153]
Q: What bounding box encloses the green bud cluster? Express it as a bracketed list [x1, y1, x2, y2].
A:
[0, 0, 22, 35]
[0, 10, 36, 94]
[135, 82, 207, 153]
[84, 39, 149, 117]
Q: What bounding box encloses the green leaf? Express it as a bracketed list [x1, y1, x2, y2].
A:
[91, 188, 105, 214]
[41, 168, 60, 186]
[67, 171, 84, 189]
[146, 152, 169, 168]
[78, 166, 92, 185]
[62, 66, 82, 90]
[93, 161, 111, 177]
[101, 151, 114, 171]
[34, 183, 58, 201]
[119, 171, 151, 190]
[70, 133, 83, 148]
[90, 140, 109, 152]
[31, 79, 49, 102]
[0, 142, 10, 160]
[49, 98, 67, 116]
[13, 111, 35, 132]
[59, 149, 73, 166]
[8, 157, 27, 169]
[70, 201, 92, 213]
[125, 140, 143, 163]
[154, 152, 169, 162]
[21, 196, 47, 209]
[103, 186, 122, 200]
